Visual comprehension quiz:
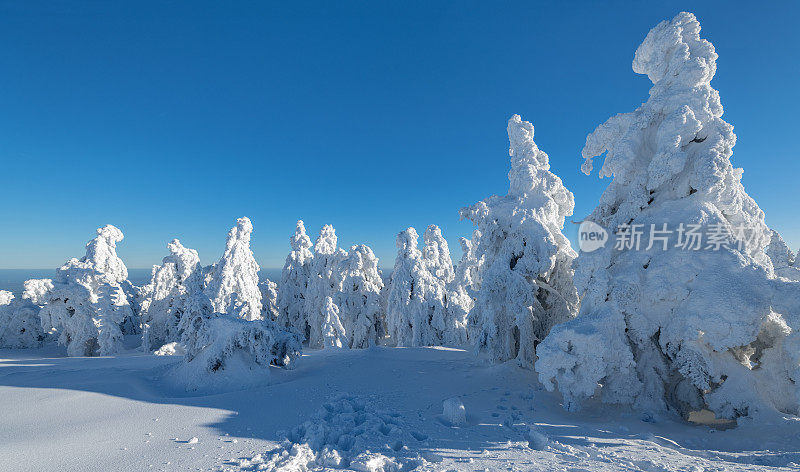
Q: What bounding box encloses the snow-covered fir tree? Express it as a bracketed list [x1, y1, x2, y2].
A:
[139, 239, 205, 351]
[422, 225, 455, 283]
[260, 279, 280, 321]
[321, 296, 347, 349]
[460, 115, 578, 366]
[176, 257, 302, 381]
[336, 244, 385, 348]
[386, 227, 466, 347]
[766, 230, 800, 281]
[36, 225, 135, 356]
[445, 229, 483, 345]
[277, 220, 314, 340]
[204, 217, 263, 321]
[0, 290, 45, 348]
[536, 12, 800, 419]
[304, 225, 347, 348]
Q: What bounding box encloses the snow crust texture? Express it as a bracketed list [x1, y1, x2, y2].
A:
[234, 393, 424, 472]
[460, 114, 578, 366]
[536, 12, 800, 419]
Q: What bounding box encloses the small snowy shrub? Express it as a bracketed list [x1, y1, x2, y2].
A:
[0, 291, 45, 348]
[140, 239, 205, 351]
[337, 244, 385, 348]
[277, 220, 314, 340]
[460, 114, 578, 366]
[536, 12, 800, 419]
[37, 225, 135, 356]
[204, 217, 263, 321]
[180, 309, 301, 375]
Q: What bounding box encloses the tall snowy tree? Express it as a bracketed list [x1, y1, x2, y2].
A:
[422, 225, 455, 283]
[337, 244, 385, 348]
[139, 239, 205, 351]
[446, 229, 483, 345]
[386, 227, 465, 347]
[260, 279, 280, 321]
[37, 225, 135, 356]
[304, 225, 347, 348]
[204, 217, 263, 321]
[460, 115, 578, 366]
[277, 220, 314, 340]
[536, 12, 800, 419]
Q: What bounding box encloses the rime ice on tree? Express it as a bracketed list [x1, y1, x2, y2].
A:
[460, 115, 578, 366]
[140, 239, 205, 351]
[0, 290, 45, 348]
[386, 227, 466, 347]
[336, 244, 385, 348]
[278, 220, 314, 340]
[304, 225, 347, 348]
[537, 12, 800, 419]
[204, 217, 263, 321]
[36, 225, 135, 356]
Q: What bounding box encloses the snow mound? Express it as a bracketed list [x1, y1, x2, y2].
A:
[233, 394, 426, 471]
[441, 396, 467, 426]
[153, 342, 185, 356]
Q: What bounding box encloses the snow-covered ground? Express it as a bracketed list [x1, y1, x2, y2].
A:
[2, 342, 798, 472]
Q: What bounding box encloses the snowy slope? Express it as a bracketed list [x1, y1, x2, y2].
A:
[1, 344, 798, 472]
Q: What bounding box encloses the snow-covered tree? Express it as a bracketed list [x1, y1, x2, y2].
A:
[277, 220, 314, 340]
[422, 225, 455, 283]
[205, 217, 263, 321]
[0, 290, 45, 348]
[260, 279, 280, 321]
[139, 239, 205, 351]
[178, 303, 302, 381]
[766, 230, 800, 281]
[445, 229, 483, 344]
[177, 268, 302, 380]
[460, 115, 578, 366]
[37, 225, 135, 356]
[321, 296, 347, 349]
[304, 225, 347, 348]
[536, 12, 800, 419]
[337, 244, 385, 348]
[386, 227, 465, 347]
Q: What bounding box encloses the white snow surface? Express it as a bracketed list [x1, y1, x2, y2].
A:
[1, 345, 799, 472]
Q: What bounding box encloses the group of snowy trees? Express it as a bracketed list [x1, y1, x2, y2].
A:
[1, 12, 799, 419]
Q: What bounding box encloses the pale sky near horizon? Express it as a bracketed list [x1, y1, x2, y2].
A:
[1, 1, 798, 269]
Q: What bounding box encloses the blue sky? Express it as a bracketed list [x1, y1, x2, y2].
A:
[1, 1, 798, 269]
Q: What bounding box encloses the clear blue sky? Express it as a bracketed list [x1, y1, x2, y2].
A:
[1, 1, 798, 269]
